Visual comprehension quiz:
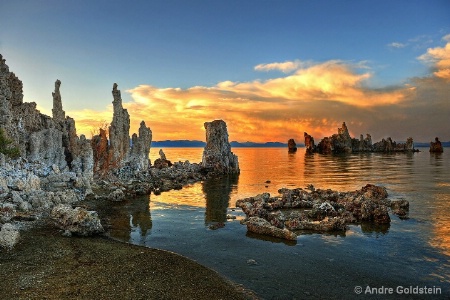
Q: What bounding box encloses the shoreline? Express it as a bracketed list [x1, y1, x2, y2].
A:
[0, 220, 257, 300]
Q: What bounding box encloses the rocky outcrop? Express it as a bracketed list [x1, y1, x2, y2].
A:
[201, 120, 239, 174]
[50, 204, 104, 236]
[430, 137, 444, 153]
[287, 139, 297, 153]
[304, 132, 316, 153]
[109, 83, 131, 166]
[1, 55, 93, 184]
[311, 122, 417, 154]
[236, 184, 406, 240]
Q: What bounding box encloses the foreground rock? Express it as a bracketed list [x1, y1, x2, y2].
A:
[429, 137, 444, 153]
[50, 204, 104, 236]
[307, 122, 418, 154]
[236, 184, 408, 240]
[201, 120, 239, 174]
[0, 223, 20, 249]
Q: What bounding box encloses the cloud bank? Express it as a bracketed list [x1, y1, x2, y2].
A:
[70, 36, 450, 143]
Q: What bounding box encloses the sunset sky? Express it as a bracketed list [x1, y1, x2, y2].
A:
[1, 0, 449, 143]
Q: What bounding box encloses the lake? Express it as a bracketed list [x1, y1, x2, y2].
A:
[103, 147, 450, 299]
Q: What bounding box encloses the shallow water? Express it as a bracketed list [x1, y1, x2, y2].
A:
[106, 147, 450, 299]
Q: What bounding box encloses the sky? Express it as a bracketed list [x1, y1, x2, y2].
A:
[1, 0, 449, 143]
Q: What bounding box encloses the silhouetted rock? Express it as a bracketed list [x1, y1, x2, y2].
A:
[201, 120, 239, 174]
[309, 122, 417, 154]
[287, 139, 297, 153]
[430, 137, 444, 153]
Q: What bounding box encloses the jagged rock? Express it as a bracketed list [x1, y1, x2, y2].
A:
[332, 122, 353, 153]
[304, 132, 316, 153]
[129, 121, 152, 172]
[50, 204, 104, 236]
[108, 83, 130, 166]
[153, 149, 173, 169]
[52, 79, 65, 123]
[0, 223, 20, 249]
[201, 120, 239, 174]
[310, 122, 417, 154]
[430, 137, 444, 153]
[287, 139, 297, 153]
[159, 149, 166, 160]
[92, 128, 109, 174]
[236, 184, 397, 240]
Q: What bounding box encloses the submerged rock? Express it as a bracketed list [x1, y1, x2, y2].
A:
[201, 120, 239, 174]
[50, 204, 104, 236]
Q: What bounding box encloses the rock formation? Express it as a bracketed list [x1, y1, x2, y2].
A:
[287, 139, 297, 153]
[430, 137, 444, 153]
[153, 149, 173, 169]
[236, 184, 406, 240]
[201, 120, 239, 174]
[310, 122, 416, 154]
[129, 121, 152, 171]
[90, 83, 152, 176]
[304, 132, 316, 153]
[52, 79, 65, 123]
[109, 83, 131, 165]
[0, 55, 94, 176]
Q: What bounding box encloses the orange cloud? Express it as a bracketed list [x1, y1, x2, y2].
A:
[418, 34, 450, 80]
[67, 55, 449, 144]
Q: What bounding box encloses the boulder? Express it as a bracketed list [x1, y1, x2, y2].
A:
[0, 223, 20, 249]
[246, 217, 297, 241]
[50, 204, 104, 236]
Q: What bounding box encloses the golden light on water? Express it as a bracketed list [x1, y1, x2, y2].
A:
[429, 193, 450, 257]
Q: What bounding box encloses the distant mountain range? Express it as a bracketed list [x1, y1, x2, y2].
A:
[151, 140, 450, 148]
[150, 140, 305, 148]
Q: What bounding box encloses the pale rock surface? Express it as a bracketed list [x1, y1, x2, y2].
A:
[201, 120, 239, 174]
[50, 204, 104, 236]
[109, 83, 130, 166]
[0, 223, 20, 249]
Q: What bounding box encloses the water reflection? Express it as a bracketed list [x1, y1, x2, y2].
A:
[203, 174, 239, 224]
[107, 197, 152, 243]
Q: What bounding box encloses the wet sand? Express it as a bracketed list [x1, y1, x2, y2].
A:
[0, 222, 256, 300]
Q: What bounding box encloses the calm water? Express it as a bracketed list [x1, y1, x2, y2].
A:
[105, 147, 450, 299]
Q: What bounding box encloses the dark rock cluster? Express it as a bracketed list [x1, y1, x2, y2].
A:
[305, 122, 417, 154]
